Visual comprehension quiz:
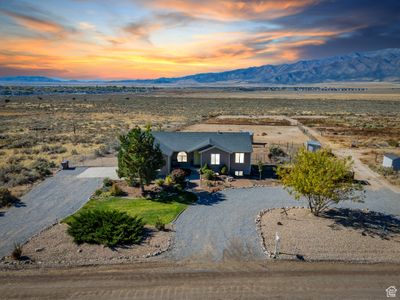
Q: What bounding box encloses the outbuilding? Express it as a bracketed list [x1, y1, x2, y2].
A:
[382, 153, 400, 171]
[305, 140, 321, 152]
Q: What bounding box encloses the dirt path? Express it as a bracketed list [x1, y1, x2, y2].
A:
[0, 261, 398, 299]
[292, 117, 400, 193]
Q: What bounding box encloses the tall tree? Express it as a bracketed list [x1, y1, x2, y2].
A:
[276, 148, 363, 216]
[117, 126, 165, 195]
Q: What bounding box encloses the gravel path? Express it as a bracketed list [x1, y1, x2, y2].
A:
[0, 168, 102, 258]
[169, 187, 400, 261]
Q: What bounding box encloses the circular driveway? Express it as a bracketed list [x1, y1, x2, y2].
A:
[168, 186, 400, 261]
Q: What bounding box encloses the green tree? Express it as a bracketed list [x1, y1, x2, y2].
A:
[117, 126, 165, 194]
[276, 149, 363, 216]
[257, 160, 264, 180]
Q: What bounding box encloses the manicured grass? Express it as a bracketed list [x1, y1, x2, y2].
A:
[65, 191, 197, 226]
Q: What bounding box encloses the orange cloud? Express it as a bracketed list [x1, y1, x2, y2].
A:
[143, 0, 320, 21]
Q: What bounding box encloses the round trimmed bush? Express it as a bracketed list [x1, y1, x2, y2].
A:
[67, 210, 144, 247]
[170, 168, 187, 185]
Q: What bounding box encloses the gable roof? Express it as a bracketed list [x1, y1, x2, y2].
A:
[384, 153, 400, 160]
[153, 131, 253, 156]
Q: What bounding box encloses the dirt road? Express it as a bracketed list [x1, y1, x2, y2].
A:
[0, 261, 398, 299]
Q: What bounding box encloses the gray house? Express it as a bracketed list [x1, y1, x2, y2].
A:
[153, 131, 253, 176]
[383, 153, 400, 171]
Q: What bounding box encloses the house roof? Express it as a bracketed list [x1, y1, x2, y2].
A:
[306, 140, 321, 146]
[153, 131, 253, 156]
[384, 153, 400, 160]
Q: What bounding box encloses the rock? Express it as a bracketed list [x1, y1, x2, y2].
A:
[77, 249, 82, 253]
[277, 222, 283, 225]
[35, 247, 45, 252]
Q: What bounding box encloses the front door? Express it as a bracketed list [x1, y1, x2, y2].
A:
[193, 151, 201, 166]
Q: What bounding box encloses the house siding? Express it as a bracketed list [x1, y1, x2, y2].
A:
[200, 148, 230, 173]
[159, 154, 169, 176]
[230, 152, 251, 175]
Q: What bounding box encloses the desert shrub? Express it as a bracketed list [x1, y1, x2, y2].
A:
[0, 188, 17, 207]
[202, 169, 216, 180]
[155, 217, 166, 231]
[170, 168, 187, 185]
[155, 178, 165, 186]
[9, 138, 36, 148]
[269, 145, 286, 157]
[31, 158, 55, 177]
[11, 243, 22, 260]
[220, 165, 228, 175]
[109, 183, 125, 196]
[387, 139, 399, 147]
[67, 210, 144, 247]
[40, 145, 67, 154]
[94, 145, 110, 157]
[71, 149, 79, 155]
[103, 177, 113, 187]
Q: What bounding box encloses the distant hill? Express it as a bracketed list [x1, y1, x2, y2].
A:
[1, 48, 400, 85]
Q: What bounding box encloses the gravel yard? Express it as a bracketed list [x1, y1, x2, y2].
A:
[260, 208, 400, 263]
[9, 223, 171, 267]
[0, 168, 102, 259]
[169, 186, 400, 262]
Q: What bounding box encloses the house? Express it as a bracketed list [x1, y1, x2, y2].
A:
[382, 153, 400, 171]
[153, 131, 253, 176]
[305, 140, 321, 152]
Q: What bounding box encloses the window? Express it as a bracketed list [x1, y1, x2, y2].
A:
[211, 153, 220, 165]
[235, 153, 245, 163]
[177, 151, 187, 162]
[235, 170, 243, 176]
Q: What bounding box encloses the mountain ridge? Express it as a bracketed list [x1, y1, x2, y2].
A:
[1, 48, 400, 85]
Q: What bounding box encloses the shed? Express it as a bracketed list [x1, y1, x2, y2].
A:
[305, 140, 321, 152]
[382, 153, 400, 171]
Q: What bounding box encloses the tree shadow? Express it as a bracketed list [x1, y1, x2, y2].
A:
[321, 208, 400, 240]
[195, 191, 226, 206]
[0, 197, 26, 217]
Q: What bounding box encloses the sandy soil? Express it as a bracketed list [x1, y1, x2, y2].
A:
[2, 223, 171, 267]
[183, 123, 308, 146]
[259, 208, 400, 263]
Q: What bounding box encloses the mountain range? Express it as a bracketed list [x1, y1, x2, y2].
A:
[1, 48, 399, 85]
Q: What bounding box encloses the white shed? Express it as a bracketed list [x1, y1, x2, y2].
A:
[305, 140, 321, 152]
[383, 153, 400, 171]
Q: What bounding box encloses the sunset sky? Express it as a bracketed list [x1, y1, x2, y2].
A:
[0, 0, 399, 80]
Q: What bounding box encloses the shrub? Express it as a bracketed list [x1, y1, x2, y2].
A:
[387, 139, 399, 147]
[103, 177, 113, 187]
[71, 149, 79, 155]
[269, 145, 286, 157]
[200, 163, 210, 175]
[94, 189, 103, 197]
[67, 210, 144, 247]
[155, 178, 165, 186]
[220, 165, 228, 175]
[109, 183, 125, 196]
[165, 175, 173, 185]
[155, 217, 166, 231]
[202, 169, 216, 180]
[11, 243, 22, 260]
[170, 168, 186, 185]
[31, 158, 55, 177]
[0, 188, 16, 207]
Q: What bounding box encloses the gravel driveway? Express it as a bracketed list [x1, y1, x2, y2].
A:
[169, 187, 400, 261]
[0, 168, 102, 258]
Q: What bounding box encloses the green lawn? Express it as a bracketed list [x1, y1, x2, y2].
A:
[65, 191, 197, 226]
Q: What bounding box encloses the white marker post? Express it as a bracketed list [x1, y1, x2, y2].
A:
[274, 232, 280, 258]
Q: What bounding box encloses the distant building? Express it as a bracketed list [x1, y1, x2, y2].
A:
[305, 140, 321, 152]
[382, 153, 400, 171]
